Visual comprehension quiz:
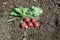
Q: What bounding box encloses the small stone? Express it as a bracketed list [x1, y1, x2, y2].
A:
[10, 1, 12, 3]
[11, 32, 14, 34]
[24, 32, 27, 36]
[26, 2, 28, 5]
[7, 36, 11, 39]
[2, 5, 4, 7]
[23, 38, 26, 40]
[33, 0, 36, 2]
[3, 2, 8, 5]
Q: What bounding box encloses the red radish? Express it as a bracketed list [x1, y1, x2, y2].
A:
[28, 22, 33, 28]
[34, 22, 40, 28]
[21, 22, 26, 28]
[25, 17, 30, 23]
[32, 18, 36, 23]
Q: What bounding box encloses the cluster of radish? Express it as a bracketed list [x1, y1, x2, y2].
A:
[10, 6, 43, 29]
[19, 17, 40, 28]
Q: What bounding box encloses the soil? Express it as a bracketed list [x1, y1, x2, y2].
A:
[0, 0, 60, 40]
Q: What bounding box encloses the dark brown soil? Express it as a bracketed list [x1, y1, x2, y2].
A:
[0, 0, 60, 40]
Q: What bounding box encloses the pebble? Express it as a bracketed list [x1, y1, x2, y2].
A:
[24, 31, 27, 36]
[26, 2, 28, 5]
[23, 38, 27, 40]
[33, 0, 36, 2]
[3, 2, 8, 5]
[7, 36, 11, 39]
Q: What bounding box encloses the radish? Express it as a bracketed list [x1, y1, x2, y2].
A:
[25, 17, 30, 23]
[28, 22, 33, 28]
[34, 22, 40, 28]
[32, 18, 36, 23]
[21, 22, 26, 28]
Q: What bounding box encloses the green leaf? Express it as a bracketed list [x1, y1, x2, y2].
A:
[22, 8, 29, 17]
[14, 7, 22, 14]
[10, 6, 43, 20]
[32, 6, 43, 15]
[10, 12, 18, 16]
[39, 8, 43, 14]
[23, 8, 28, 13]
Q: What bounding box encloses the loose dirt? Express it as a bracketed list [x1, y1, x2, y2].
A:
[0, 0, 60, 40]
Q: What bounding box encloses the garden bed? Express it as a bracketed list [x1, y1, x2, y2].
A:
[0, 0, 60, 40]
